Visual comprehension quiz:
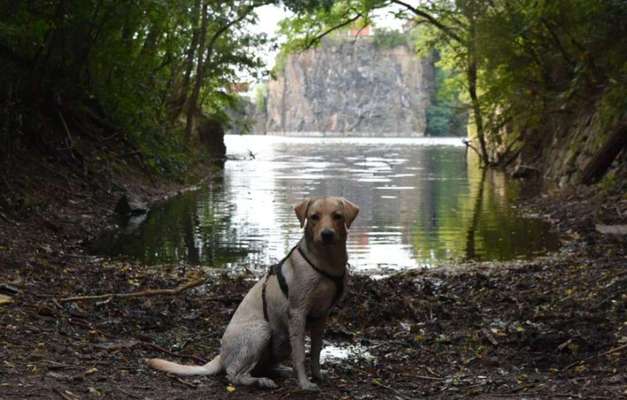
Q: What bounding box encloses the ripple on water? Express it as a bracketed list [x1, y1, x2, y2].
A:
[92, 135, 560, 274]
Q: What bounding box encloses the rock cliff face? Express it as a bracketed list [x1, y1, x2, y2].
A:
[515, 106, 626, 188]
[264, 38, 434, 136]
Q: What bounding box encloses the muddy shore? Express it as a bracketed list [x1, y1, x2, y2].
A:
[1, 167, 625, 399]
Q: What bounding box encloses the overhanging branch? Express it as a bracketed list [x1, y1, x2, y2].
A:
[390, 0, 464, 44]
[304, 13, 363, 49]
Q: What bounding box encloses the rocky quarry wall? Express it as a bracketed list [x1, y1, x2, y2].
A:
[262, 37, 434, 136]
[494, 96, 627, 189]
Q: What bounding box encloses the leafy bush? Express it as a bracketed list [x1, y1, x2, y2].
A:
[426, 66, 468, 137]
[254, 84, 268, 113]
[0, 0, 271, 176]
[372, 28, 409, 49]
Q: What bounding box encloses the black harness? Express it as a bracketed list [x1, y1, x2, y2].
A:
[262, 245, 346, 322]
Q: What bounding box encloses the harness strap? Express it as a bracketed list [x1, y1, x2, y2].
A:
[262, 246, 298, 321]
[296, 247, 345, 304]
[274, 263, 290, 297]
[261, 273, 270, 322]
[262, 244, 347, 322]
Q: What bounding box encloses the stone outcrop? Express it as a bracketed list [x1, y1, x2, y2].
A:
[492, 97, 627, 188]
[226, 97, 267, 135]
[197, 115, 226, 162]
[263, 37, 434, 136]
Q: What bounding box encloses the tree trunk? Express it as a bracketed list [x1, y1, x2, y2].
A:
[180, 0, 202, 99]
[466, 13, 489, 165]
[467, 62, 488, 164]
[580, 120, 627, 185]
[184, 0, 210, 142]
[184, 4, 255, 143]
[139, 24, 162, 60]
[464, 167, 487, 261]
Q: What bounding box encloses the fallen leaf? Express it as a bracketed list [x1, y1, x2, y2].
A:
[595, 224, 627, 235]
[0, 294, 13, 305]
[88, 387, 102, 396]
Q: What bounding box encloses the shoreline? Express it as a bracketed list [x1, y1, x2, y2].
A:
[1, 163, 625, 399]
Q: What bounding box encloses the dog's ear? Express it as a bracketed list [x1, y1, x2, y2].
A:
[341, 198, 359, 229]
[294, 198, 311, 228]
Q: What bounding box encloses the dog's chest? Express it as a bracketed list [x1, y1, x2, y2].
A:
[307, 278, 337, 319]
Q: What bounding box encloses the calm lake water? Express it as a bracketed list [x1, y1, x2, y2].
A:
[96, 135, 559, 273]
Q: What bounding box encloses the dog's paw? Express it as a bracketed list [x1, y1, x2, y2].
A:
[312, 369, 328, 382]
[257, 378, 278, 389]
[271, 365, 293, 378]
[299, 380, 320, 392]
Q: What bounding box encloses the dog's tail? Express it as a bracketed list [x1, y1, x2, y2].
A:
[145, 355, 223, 376]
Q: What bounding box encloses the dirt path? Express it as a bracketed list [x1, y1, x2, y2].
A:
[1, 174, 625, 399]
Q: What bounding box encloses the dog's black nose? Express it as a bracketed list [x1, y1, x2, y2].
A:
[321, 229, 335, 243]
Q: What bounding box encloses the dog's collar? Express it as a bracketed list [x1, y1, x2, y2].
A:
[262, 244, 347, 322]
[296, 246, 345, 303]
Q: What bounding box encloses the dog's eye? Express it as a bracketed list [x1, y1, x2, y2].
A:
[310, 214, 320, 221]
[333, 213, 343, 220]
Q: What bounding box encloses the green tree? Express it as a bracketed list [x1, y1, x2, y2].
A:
[0, 0, 334, 177]
[275, 0, 627, 175]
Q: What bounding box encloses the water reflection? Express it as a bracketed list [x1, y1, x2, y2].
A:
[94, 135, 559, 272]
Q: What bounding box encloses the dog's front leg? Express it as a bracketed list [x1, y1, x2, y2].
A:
[309, 316, 327, 382]
[288, 309, 319, 392]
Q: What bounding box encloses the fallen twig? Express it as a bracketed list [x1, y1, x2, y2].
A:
[425, 366, 441, 378]
[45, 360, 78, 370]
[139, 341, 207, 364]
[562, 343, 627, 371]
[0, 210, 16, 225]
[602, 343, 627, 356]
[0, 283, 20, 295]
[91, 338, 207, 364]
[57, 276, 206, 303]
[47, 367, 97, 383]
[481, 328, 499, 346]
[169, 375, 199, 388]
[372, 378, 412, 400]
[53, 387, 80, 400]
[413, 375, 444, 381]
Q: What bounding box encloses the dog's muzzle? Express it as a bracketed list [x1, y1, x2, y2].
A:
[320, 229, 336, 244]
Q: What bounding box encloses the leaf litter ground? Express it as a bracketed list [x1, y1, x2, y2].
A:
[1, 174, 625, 399]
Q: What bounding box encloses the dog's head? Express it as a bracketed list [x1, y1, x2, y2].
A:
[294, 197, 359, 246]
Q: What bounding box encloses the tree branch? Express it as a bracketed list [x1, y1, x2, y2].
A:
[390, 0, 464, 44]
[304, 12, 362, 49]
[580, 119, 627, 185]
[58, 276, 206, 303]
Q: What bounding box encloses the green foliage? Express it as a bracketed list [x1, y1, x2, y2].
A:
[461, 0, 627, 164]
[3, 0, 625, 173]
[276, 1, 375, 52]
[372, 28, 408, 49]
[427, 65, 468, 137]
[280, 0, 627, 167]
[223, 95, 255, 135]
[598, 170, 619, 195]
[271, 3, 362, 75]
[283, 0, 336, 13]
[0, 0, 272, 176]
[272, 47, 290, 76]
[254, 83, 268, 113]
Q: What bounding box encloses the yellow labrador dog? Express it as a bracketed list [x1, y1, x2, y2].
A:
[147, 197, 359, 391]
